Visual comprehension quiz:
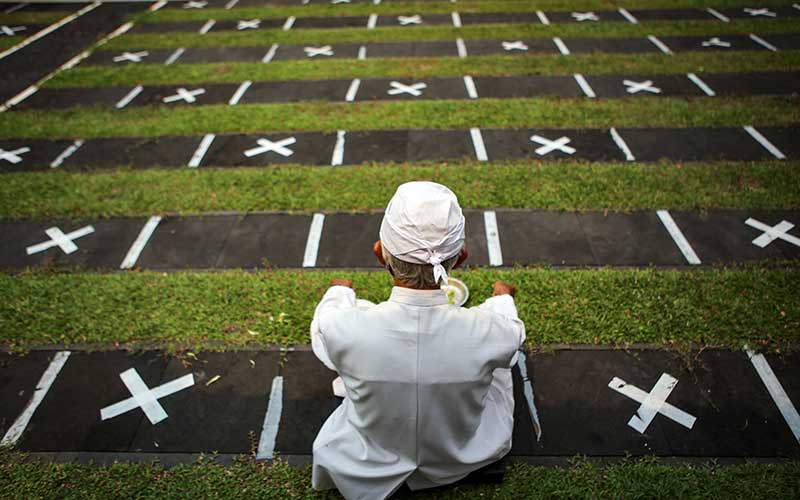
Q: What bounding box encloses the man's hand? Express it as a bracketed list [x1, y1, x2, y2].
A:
[330, 279, 353, 288]
[492, 281, 516, 297]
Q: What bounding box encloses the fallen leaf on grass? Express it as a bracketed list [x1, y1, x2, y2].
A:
[206, 375, 221, 386]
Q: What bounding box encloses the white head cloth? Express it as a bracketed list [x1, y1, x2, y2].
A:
[379, 181, 465, 285]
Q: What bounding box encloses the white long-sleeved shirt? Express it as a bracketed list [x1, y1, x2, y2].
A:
[310, 285, 526, 500]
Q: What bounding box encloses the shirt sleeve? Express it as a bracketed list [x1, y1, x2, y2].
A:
[310, 285, 357, 371]
[472, 294, 526, 367]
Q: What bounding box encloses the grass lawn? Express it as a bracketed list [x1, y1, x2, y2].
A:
[1, 267, 797, 351]
[0, 12, 68, 25]
[1, 453, 799, 500]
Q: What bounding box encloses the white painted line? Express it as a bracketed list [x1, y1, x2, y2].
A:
[618, 8, 638, 24]
[516, 351, 542, 441]
[188, 133, 216, 168]
[149, 0, 168, 12]
[225, 0, 239, 9]
[50, 140, 84, 168]
[303, 213, 325, 267]
[744, 125, 786, 159]
[282, 16, 296, 30]
[484, 211, 503, 266]
[357, 45, 367, 60]
[647, 35, 672, 54]
[536, 10, 550, 25]
[367, 13, 377, 29]
[609, 127, 635, 161]
[27, 226, 94, 255]
[100, 371, 194, 424]
[115, 85, 144, 109]
[331, 130, 346, 166]
[4, 85, 38, 109]
[706, 7, 730, 22]
[469, 127, 488, 162]
[749, 33, 778, 52]
[794, 3, 800, 11]
[451, 12, 462, 27]
[609, 375, 696, 431]
[746, 347, 800, 442]
[746, 218, 800, 248]
[256, 376, 284, 460]
[345, 78, 361, 102]
[165, 47, 186, 65]
[120, 216, 162, 269]
[4, 3, 27, 15]
[573, 73, 595, 98]
[686, 73, 715, 96]
[1, 351, 71, 447]
[455, 37, 467, 58]
[463, 75, 478, 99]
[657, 210, 701, 265]
[228, 80, 252, 105]
[262, 44, 278, 63]
[0, 1, 100, 61]
[198, 19, 215, 34]
[552, 37, 570, 55]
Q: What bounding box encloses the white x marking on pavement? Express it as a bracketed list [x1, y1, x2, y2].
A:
[701, 37, 732, 48]
[332, 0, 351, 3]
[398, 15, 422, 25]
[623, 79, 661, 94]
[502, 40, 529, 51]
[237, 19, 260, 30]
[26, 226, 95, 255]
[609, 373, 697, 433]
[572, 11, 599, 21]
[745, 218, 800, 248]
[0, 25, 25, 36]
[183, 1, 207, 8]
[304, 45, 334, 57]
[162, 87, 206, 104]
[0, 146, 30, 164]
[744, 7, 776, 17]
[244, 137, 297, 158]
[530, 135, 576, 156]
[387, 81, 427, 96]
[100, 369, 195, 425]
[113, 51, 149, 63]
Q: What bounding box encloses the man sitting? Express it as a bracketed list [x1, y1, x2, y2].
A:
[310, 181, 526, 500]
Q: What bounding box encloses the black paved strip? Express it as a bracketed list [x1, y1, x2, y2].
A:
[4, 348, 799, 459]
[18, 71, 800, 110]
[164, 0, 450, 8]
[1, 209, 799, 271]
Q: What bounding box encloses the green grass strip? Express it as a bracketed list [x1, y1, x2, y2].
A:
[51, 51, 800, 88]
[1, 455, 798, 500]
[0, 12, 68, 24]
[1, 161, 798, 219]
[1, 267, 797, 350]
[2, 96, 797, 139]
[105, 18, 800, 49]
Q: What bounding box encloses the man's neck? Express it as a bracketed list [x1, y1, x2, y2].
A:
[393, 278, 440, 291]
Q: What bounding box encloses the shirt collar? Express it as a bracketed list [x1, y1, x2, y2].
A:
[388, 286, 449, 307]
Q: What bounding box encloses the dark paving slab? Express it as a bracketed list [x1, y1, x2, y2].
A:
[135, 214, 237, 269]
[243, 79, 351, 103]
[0, 351, 54, 439]
[178, 46, 266, 64]
[754, 127, 800, 160]
[315, 213, 382, 268]
[508, 360, 538, 456]
[0, 217, 147, 270]
[474, 76, 582, 99]
[0, 23, 45, 37]
[375, 13, 451, 27]
[293, 15, 367, 29]
[578, 211, 685, 266]
[65, 136, 199, 170]
[132, 20, 216, 34]
[482, 128, 624, 162]
[14, 86, 124, 110]
[216, 213, 312, 268]
[461, 12, 541, 25]
[0, 138, 72, 172]
[660, 34, 771, 53]
[702, 71, 800, 96]
[202, 132, 337, 167]
[341, 129, 473, 165]
[130, 351, 280, 453]
[18, 351, 167, 452]
[768, 33, 800, 50]
[544, 9, 625, 24]
[585, 74, 702, 98]
[567, 36, 658, 54]
[630, 8, 714, 22]
[83, 47, 175, 66]
[271, 42, 360, 61]
[495, 211, 597, 266]
[723, 6, 800, 20]
[464, 38, 558, 56]
[406, 129, 473, 163]
[619, 127, 773, 162]
[132, 83, 238, 107]
[463, 210, 489, 267]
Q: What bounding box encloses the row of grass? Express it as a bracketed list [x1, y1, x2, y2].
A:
[0, 11, 68, 25]
[105, 18, 800, 50]
[1, 161, 798, 219]
[3, 96, 797, 139]
[1, 267, 797, 351]
[1, 455, 799, 500]
[51, 51, 800, 87]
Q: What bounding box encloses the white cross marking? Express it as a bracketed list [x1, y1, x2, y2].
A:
[398, 15, 422, 25]
[502, 40, 529, 51]
[244, 137, 297, 158]
[332, 0, 351, 3]
[26, 226, 95, 255]
[113, 51, 149, 63]
[609, 374, 696, 433]
[304, 45, 334, 57]
[0, 146, 30, 164]
[100, 369, 195, 425]
[702, 37, 731, 48]
[0, 25, 25, 36]
[744, 7, 776, 17]
[162, 87, 206, 104]
[530, 135, 575, 156]
[623, 79, 661, 94]
[387, 81, 427, 96]
[183, 1, 207, 8]
[237, 19, 260, 30]
[745, 218, 800, 248]
[572, 11, 599, 22]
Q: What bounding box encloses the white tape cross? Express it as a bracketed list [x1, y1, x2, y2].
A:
[100, 369, 195, 425]
[27, 226, 94, 255]
[609, 374, 696, 433]
[745, 218, 800, 248]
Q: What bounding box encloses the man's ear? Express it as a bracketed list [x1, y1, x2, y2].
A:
[373, 240, 386, 267]
[453, 245, 469, 269]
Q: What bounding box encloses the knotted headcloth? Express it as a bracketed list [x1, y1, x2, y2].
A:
[379, 182, 465, 285]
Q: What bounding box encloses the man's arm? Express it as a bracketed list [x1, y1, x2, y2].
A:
[472, 282, 526, 366]
[310, 279, 356, 370]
